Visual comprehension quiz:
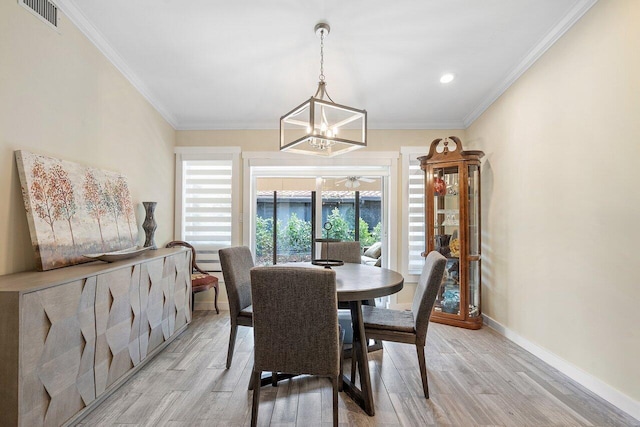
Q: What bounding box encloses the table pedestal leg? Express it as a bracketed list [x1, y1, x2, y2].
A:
[341, 300, 375, 416]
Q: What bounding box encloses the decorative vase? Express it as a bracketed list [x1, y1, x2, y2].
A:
[142, 202, 157, 249]
[434, 234, 451, 256]
[441, 289, 460, 314]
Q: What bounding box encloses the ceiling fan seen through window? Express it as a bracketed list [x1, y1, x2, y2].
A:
[335, 176, 375, 188]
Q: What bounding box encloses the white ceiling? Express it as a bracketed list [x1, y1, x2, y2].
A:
[57, 0, 596, 130]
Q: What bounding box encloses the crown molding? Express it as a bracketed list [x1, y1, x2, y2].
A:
[369, 121, 466, 130]
[176, 122, 278, 131]
[176, 120, 466, 131]
[462, 0, 599, 128]
[56, 0, 178, 128]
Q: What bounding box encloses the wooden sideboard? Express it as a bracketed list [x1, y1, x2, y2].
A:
[0, 248, 192, 427]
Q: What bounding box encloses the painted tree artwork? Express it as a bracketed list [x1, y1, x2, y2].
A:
[15, 150, 139, 271]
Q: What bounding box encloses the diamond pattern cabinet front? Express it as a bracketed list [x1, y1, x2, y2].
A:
[171, 250, 191, 333]
[1, 248, 190, 427]
[94, 265, 142, 396]
[139, 250, 191, 361]
[139, 257, 166, 359]
[19, 277, 97, 427]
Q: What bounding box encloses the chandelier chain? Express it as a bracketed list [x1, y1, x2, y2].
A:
[319, 29, 325, 82]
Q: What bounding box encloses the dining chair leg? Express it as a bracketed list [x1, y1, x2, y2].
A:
[213, 284, 220, 314]
[191, 291, 195, 312]
[331, 376, 339, 427]
[251, 370, 261, 427]
[416, 344, 429, 398]
[338, 326, 345, 392]
[271, 371, 278, 387]
[226, 323, 238, 369]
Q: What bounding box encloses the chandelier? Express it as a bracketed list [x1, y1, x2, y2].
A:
[280, 22, 367, 157]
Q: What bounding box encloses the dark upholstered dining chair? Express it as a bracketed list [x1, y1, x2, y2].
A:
[360, 251, 446, 398]
[249, 266, 341, 427]
[321, 240, 379, 356]
[320, 240, 362, 263]
[218, 246, 254, 369]
[165, 241, 219, 313]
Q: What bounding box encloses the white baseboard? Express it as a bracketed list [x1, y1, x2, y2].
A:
[482, 314, 640, 422]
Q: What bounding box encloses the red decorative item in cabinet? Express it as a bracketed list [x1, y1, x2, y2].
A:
[433, 177, 446, 196]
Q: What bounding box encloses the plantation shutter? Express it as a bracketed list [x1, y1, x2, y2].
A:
[179, 158, 234, 272]
[407, 158, 426, 275]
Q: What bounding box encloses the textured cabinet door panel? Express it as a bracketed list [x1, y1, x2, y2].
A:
[95, 265, 141, 395]
[173, 250, 191, 329]
[20, 277, 96, 427]
[139, 258, 166, 359]
[161, 256, 175, 340]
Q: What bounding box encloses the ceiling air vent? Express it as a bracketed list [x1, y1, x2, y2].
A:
[19, 0, 60, 31]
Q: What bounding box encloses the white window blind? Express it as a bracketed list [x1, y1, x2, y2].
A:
[407, 158, 426, 275]
[180, 159, 233, 272]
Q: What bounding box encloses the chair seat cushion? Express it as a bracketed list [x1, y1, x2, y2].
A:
[239, 304, 253, 318]
[361, 305, 415, 333]
[191, 273, 218, 292]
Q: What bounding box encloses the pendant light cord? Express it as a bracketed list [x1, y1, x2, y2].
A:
[319, 29, 325, 82]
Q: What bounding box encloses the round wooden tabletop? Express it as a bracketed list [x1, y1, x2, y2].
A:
[281, 262, 404, 302]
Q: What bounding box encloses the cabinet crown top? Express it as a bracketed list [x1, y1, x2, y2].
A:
[418, 136, 484, 164]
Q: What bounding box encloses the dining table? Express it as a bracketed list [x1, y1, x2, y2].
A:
[280, 261, 404, 416]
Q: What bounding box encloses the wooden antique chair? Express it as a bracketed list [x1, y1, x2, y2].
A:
[360, 251, 446, 398]
[165, 240, 219, 313]
[249, 266, 341, 427]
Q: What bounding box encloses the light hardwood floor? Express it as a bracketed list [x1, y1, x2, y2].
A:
[77, 311, 638, 426]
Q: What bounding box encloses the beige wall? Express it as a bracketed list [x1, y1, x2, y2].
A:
[466, 0, 639, 403]
[0, 2, 176, 275]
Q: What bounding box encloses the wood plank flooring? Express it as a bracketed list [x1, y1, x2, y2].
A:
[77, 311, 639, 426]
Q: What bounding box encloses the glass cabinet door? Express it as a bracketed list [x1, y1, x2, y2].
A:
[467, 164, 480, 317]
[432, 165, 461, 316]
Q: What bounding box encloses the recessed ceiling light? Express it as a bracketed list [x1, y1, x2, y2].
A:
[440, 73, 455, 84]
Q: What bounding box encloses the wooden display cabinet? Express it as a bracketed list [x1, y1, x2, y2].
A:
[419, 136, 484, 329]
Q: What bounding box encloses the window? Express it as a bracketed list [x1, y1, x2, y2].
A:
[401, 148, 426, 279]
[175, 147, 240, 272]
[243, 152, 397, 270]
[254, 179, 383, 266]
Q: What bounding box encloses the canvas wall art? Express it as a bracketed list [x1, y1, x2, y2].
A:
[15, 150, 139, 271]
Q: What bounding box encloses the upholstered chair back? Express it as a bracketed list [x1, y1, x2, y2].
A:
[250, 267, 340, 377]
[320, 241, 361, 264]
[219, 246, 254, 317]
[411, 251, 447, 345]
